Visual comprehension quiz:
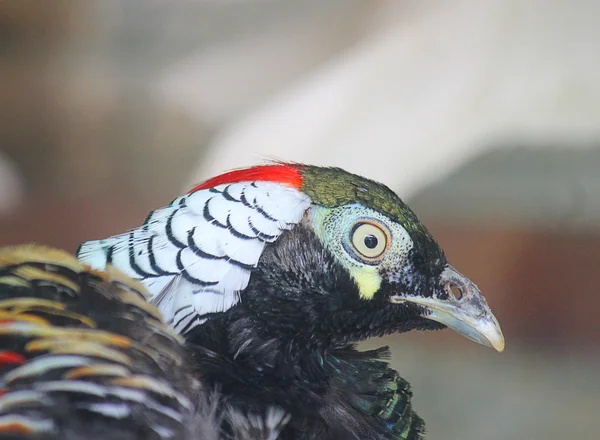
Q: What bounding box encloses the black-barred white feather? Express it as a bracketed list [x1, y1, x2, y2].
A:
[77, 181, 311, 334]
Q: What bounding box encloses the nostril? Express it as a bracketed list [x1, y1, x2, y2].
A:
[447, 282, 463, 300]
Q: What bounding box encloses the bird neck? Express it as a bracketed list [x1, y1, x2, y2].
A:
[187, 309, 330, 382]
[186, 319, 426, 440]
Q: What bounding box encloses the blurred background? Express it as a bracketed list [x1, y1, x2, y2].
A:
[0, 1, 598, 438]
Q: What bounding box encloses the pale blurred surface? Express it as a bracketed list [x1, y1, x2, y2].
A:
[0, 1, 599, 439]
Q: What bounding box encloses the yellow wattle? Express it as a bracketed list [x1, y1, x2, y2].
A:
[349, 266, 382, 300]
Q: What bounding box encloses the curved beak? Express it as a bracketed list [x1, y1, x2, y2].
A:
[391, 265, 505, 352]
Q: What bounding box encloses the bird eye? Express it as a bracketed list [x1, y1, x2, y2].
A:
[351, 222, 389, 260]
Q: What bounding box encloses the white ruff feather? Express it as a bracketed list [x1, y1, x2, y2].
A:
[78, 180, 311, 334]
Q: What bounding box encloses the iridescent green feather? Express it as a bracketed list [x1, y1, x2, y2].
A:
[327, 346, 425, 440]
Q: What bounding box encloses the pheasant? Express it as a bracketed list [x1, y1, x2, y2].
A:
[77, 163, 504, 439]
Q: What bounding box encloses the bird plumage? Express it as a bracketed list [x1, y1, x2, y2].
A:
[0, 245, 289, 440]
[0, 245, 195, 439]
[74, 162, 504, 439]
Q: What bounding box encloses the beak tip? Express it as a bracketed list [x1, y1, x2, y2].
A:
[483, 314, 505, 353]
[475, 315, 505, 352]
[490, 333, 505, 353]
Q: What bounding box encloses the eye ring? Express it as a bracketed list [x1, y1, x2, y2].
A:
[350, 221, 390, 262]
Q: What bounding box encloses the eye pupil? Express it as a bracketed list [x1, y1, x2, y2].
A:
[364, 234, 378, 249]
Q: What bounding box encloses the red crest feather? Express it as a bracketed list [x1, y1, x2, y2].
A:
[189, 164, 305, 193]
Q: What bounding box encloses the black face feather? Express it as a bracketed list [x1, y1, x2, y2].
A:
[383, 245, 449, 307]
[234, 223, 445, 348]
